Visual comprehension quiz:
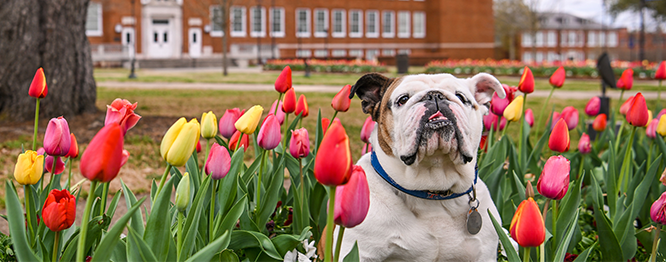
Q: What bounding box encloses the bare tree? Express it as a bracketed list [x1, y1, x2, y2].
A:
[495, 0, 532, 60]
[610, 0, 666, 61]
[187, 0, 234, 76]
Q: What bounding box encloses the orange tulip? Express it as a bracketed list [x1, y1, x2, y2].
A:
[626, 93, 648, 127]
[510, 197, 545, 247]
[79, 124, 125, 182]
[275, 66, 292, 93]
[592, 114, 607, 132]
[65, 133, 79, 158]
[321, 117, 331, 134]
[229, 130, 250, 151]
[28, 67, 48, 98]
[549, 119, 570, 153]
[42, 189, 76, 232]
[518, 66, 534, 93]
[549, 66, 566, 88]
[314, 119, 352, 186]
[282, 88, 296, 114]
[295, 94, 309, 118]
[331, 84, 352, 112]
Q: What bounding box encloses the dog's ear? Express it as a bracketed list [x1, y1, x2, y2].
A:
[468, 73, 505, 106]
[349, 73, 396, 121]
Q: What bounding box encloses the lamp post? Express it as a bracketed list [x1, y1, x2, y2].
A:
[128, 0, 137, 79]
[256, 0, 262, 65]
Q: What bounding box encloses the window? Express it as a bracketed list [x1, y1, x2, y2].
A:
[560, 31, 568, 46]
[522, 32, 532, 47]
[314, 9, 328, 38]
[547, 31, 556, 47]
[270, 8, 285, 37]
[547, 51, 558, 62]
[366, 49, 379, 61]
[536, 52, 544, 63]
[412, 12, 425, 38]
[366, 10, 379, 38]
[332, 9, 345, 38]
[382, 49, 395, 56]
[296, 9, 310, 37]
[349, 10, 362, 38]
[522, 52, 532, 63]
[398, 49, 410, 54]
[536, 31, 543, 47]
[397, 11, 410, 38]
[608, 32, 618, 47]
[599, 32, 606, 46]
[86, 2, 103, 36]
[382, 11, 395, 38]
[314, 49, 328, 57]
[296, 49, 311, 57]
[568, 31, 576, 46]
[349, 49, 363, 57]
[587, 31, 596, 47]
[332, 49, 346, 57]
[250, 6, 266, 37]
[231, 6, 246, 37]
[210, 6, 224, 37]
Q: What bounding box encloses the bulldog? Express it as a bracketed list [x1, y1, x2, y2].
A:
[338, 72, 506, 261]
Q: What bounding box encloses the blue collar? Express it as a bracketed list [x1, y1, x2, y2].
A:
[371, 151, 477, 200]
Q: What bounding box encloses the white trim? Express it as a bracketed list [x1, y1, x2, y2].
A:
[349, 10, 363, 38]
[397, 11, 410, 38]
[230, 6, 246, 37]
[382, 10, 395, 38]
[277, 42, 495, 49]
[313, 8, 328, 38]
[270, 7, 285, 38]
[250, 6, 266, 37]
[331, 9, 346, 38]
[86, 2, 103, 36]
[295, 8, 311, 38]
[366, 10, 379, 38]
[210, 5, 224, 37]
[412, 11, 425, 38]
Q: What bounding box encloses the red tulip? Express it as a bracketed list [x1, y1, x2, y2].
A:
[537, 155, 570, 200]
[618, 69, 634, 90]
[28, 67, 48, 98]
[518, 66, 534, 94]
[479, 135, 488, 152]
[229, 130, 249, 151]
[121, 149, 130, 167]
[647, 119, 659, 139]
[332, 84, 352, 112]
[561, 106, 579, 131]
[275, 66, 292, 93]
[314, 119, 352, 186]
[549, 119, 570, 153]
[79, 124, 125, 182]
[196, 140, 202, 153]
[578, 133, 591, 154]
[219, 108, 243, 139]
[360, 116, 375, 144]
[44, 117, 71, 156]
[42, 189, 76, 232]
[549, 66, 566, 88]
[289, 128, 310, 159]
[619, 96, 635, 116]
[362, 143, 373, 155]
[321, 118, 331, 134]
[282, 88, 296, 114]
[656, 61, 666, 80]
[65, 133, 79, 158]
[525, 108, 534, 127]
[483, 113, 507, 131]
[45, 154, 65, 174]
[651, 191, 666, 224]
[593, 114, 607, 132]
[334, 165, 370, 228]
[295, 94, 309, 118]
[510, 197, 545, 247]
[105, 98, 141, 135]
[205, 143, 231, 180]
[626, 93, 648, 127]
[257, 114, 282, 150]
[269, 100, 286, 125]
[585, 97, 600, 116]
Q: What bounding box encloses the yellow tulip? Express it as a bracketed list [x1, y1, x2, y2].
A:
[503, 95, 524, 122]
[175, 172, 191, 212]
[658, 115, 666, 137]
[160, 118, 201, 166]
[14, 150, 44, 185]
[235, 105, 263, 135]
[201, 111, 218, 139]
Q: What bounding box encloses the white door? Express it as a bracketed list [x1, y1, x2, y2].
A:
[188, 28, 202, 58]
[121, 27, 135, 59]
[150, 19, 172, 58]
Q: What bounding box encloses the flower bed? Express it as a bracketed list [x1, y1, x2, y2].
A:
[264, 59, 388, 73]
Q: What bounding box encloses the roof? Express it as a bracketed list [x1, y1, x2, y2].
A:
[537, 12, 619, 30]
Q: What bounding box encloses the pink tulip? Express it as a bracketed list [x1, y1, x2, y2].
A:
[289, 128, 310, 159]
[490, 85, 512, 116]
[585, 97, 600, 116]
[561, 106, 579, 131]
[269, 100, 286, 125]
[657, 109, 666, 120]
[647, 119, 659, 139]
[578, 133, 591, 154]
[44, 154, 65, 175]
[549, 111, 561, 130]
[525, 109, 534, 127]
[651, 191, 666, 224]
[121, 149, 130, 167]
[360, 116, 375, 144]
[219, 108, 243, 139]
[483, 113, 507, 131]
[205, 143, 231, 180]
[257, 114, 282, 150]
[537, 155, 570, 200]
[105, 98, 141, 135]
[44, 117, 71, 156]
[334, 165, 370, 228]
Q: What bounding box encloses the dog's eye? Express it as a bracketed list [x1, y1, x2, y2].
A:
[456, 93, 470, 105]
[397, 95, 409, 106]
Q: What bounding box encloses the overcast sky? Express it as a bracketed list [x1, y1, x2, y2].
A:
[529, 0, 664, 32]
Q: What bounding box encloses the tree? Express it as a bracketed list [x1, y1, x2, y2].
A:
[610, 0, 666, 61]
[187, 0, 234, 76]
[0, 0, 97, 122]
[494, 0, 533, 60]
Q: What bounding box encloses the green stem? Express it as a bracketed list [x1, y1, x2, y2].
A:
[100, 183, 109, 216]
[518, 95, 527, 166]
[617, 126, 637, 193]
[177, 212, 184, 262]
[614, 121, 627, 153]
[256, 150, 267, 210]
[534, 87, 555, 137]
[651, 224, 662, 262]
[209, 179, 218, 242]
[154, 164, 172, 205]
[501, 122, 510, 139]
[616, 89, 626, 115]
[65, 157, 72, 189]
[33, 98, 40, 151]
[274, 93, 284, 115]
[648, 142, 655, 170]
[24, 186, 35, 245]
[299, 117, 303, 129]
[577, 155, 585, 180]
[331, 111, 339, 122]
[282, 114, 290, 148]
[204, 139, 211, 178]
[76, 180, 98, 262]
[235, 133, 243, 152]
[48, 156, 58, 190]
[523, 246, 531, 262]
[325, 186, 337, 262]
[52, 231, 60, 262]
[299, 161, 304, 208]
[552, 200, 558, 242]
[334, 226, 346, 262]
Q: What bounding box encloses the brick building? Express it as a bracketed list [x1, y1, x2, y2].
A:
[86, 0, 496, 65]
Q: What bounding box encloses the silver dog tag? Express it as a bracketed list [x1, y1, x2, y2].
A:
[467, 208, 482, 235]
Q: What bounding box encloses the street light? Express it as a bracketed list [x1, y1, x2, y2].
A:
[128, 0, 137, 79]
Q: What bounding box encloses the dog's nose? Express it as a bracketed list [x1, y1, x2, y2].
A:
[425, 91, 445, 102]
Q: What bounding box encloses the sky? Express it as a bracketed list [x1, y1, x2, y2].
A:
[529, 0, 664, 32]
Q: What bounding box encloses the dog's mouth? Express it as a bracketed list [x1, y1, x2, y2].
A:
[426, 111, 453, 129]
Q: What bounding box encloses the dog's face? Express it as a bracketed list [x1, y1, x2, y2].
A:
[351, 73, 505, 167]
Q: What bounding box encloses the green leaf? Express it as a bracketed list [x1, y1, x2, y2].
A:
[91, 197, 147, 262]
[572, 243, 596, 262]
[217, 249, 240, 262]
[214, 195, 248, 240]
[111, 239, 128, 262]
[127, 227, 159, 262]
[552, 210, 579, 262]
[606, 141, 618, 218]
[342, 241, 360, 262]
[144, 178, 174, 261]
[488, 210, 520, 262]
[228, 230, 283, 260]
[186, 151, 201, 192]
[555, 173, 584, 247]
[257, 162, 285, 232]
[285, 114, 303, 147]
[179, 176, 212, 262]
[106, 190, 122, 219]
[314, 109, 324, 155]
[185, 230, 231, 262]
[215, 135, 229, 148]
[121, 178, 145, 236]
[590, 175, 624, 261]
[5, 181, 39, 262]
[271, 228, 312, 256]
[59, 217, 107, 262]
[220, 148, 244, 214]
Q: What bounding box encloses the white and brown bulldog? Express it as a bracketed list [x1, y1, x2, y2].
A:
[339, 72, 506, 261]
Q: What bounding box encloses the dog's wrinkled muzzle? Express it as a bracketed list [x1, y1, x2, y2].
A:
[421, 91, 455, 130]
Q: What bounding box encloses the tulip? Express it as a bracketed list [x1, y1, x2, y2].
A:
[550, 111, 561, 128]
[121, 149, 130, 167]
[503, 95, 523, 122]
[275, 66, 292, 93]
[658, 115, 666, 137]
[235, 105, 263, 135]
[332, 84, 352, 112]
[585, 97, 600, 116]
[80, 124, 125, 182]
[483, 113, 507, 131]
[290, 128, 310, 159]
[658, 109, 666, 121]
[593, 114, 607, 132]
[619, 96, 635, 116]
[537, 155, 571, 200]
[518, 66, 534, 94]
[229, 130, 250, 151]
[362, 143, 373, 155]
[578, 133, 591, 154]
[656, 61, 666, 80]
[315, 119, 352, 186]
[618, 68, 634, 90]
[661, 170, 666, 187]
[28, 67, 48, 98]
[42, 189, 76, 232]
[525, 109, 534, 127]
[282, 88, 297, 114]
[479, 135, 488, 152]
[510, 197, 545, 247]
[205, 143, 231, 180]
[219, 108, 243, 139]
[549, 119, 570, 153]
[160, 118, 201, 167]
[295, 94, 309, 118]
[105, 98, 141, 135]
[13, 150, 44, 185]
[491, 84, 516, 116]
[626, 93, 649, 127]
[257, 114, 282, 150]
[45, 155, 65, 175]
[196, 140, 202, 153]
[321, 117, 331, 134]
[269, 100, 286, 125]
[201, 111, 218, 139]
[44, 117, 71, 156]
[651, 191, 666, 225]
[360, 116, 375, 143]
[549, 66, 566, 88]
[175, 172, 191, 212]
[65, 133, 79, 158]
[334, 165, 370, 228]
[561, 106, 579, 131]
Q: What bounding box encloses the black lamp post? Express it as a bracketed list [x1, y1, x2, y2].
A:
[128, 0, 137, 79]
